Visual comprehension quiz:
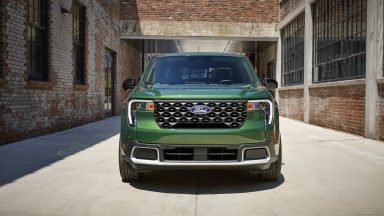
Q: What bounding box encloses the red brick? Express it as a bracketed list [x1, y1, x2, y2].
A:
[120, 0, 279, 23]
[0, 0, 141, 144]
[379, 84, 384, 141]
[278, 88, 304, 121]
[309, 84, 366, 136]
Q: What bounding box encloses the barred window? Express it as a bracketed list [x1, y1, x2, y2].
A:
[281, 13, 305, 86]
[73, 2, 86, 84]
[27, 0, 48, 81]
[313, 0, 367, 83]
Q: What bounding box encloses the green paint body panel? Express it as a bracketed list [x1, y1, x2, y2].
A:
[134, 84, 267, 100]
[120, 53, 280, 146]
[135, 110, 266, 144]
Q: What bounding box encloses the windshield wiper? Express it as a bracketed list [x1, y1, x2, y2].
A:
[145, 81, 227, 85]
[144, 81, 162, 85]
[218, 80, 233, 85]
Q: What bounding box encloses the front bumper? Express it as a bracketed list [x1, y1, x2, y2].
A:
[120, 140, 279, 171]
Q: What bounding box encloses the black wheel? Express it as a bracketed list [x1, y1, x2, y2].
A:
[119, 144, 139, 182]
[261, 139, 282, 181]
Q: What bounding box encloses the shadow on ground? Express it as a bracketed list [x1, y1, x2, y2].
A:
[0, 117, 120, 187]
[129, 170, 285, 194]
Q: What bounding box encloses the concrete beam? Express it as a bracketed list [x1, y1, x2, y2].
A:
[365, 0, 383, 139]
[121, 35, 278, 42]
[275, 30, 282, 104]
[119, 20, 278, 41]
[278, 0, 305, 30]
[303, 0, 313, 123]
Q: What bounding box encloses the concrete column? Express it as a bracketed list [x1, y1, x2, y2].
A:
[365, 0, 383, 139]
[303, 0, 313, 123]
[275, 30, 282, 104]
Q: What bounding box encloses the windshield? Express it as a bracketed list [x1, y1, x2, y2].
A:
[144, 56, 258, 85]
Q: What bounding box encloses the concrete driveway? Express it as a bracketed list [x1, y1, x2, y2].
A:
[0, 117, 384, 216]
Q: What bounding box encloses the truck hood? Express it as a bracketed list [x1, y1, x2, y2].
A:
[133, 83, 269, 100]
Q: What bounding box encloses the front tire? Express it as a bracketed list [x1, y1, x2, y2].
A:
[261, 140, 282, 181]
[119, 145, 139, 182]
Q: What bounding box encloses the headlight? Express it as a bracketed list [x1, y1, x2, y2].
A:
[247, 100, 273, 126]
[128, 100, 154, 125]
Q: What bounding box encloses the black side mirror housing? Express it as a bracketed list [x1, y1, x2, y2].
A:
[263, 78, 278, 90]
[122, 78, 136, 91]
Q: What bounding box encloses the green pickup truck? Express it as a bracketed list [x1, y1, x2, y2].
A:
[119, 53, 281, 181]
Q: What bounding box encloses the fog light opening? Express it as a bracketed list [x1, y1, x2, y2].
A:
[244, 148, 268, 160]
[133, 147, 158, 160]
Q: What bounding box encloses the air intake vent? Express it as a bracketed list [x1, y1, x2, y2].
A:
[164, 148, 194, 161]
[163, 147, 239, 161]
[208, 148, 238, 161]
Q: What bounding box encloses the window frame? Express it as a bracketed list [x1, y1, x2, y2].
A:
[312, 0, 367, 83]
[281, 12, 305, 87]
[27, 0, 49, 81]
[72, 1, 86, 85]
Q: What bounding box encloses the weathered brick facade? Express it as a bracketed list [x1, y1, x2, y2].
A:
[116, 40, 141, 114]
[309, 84, 366, 136]
[379, 83, 384, 140]
[0, 0, 8, 86]
[120, 0, 279, 23]
[0, 0, 141, 144]
[278, 88, 304, 121]
[278, 0, 384, 141]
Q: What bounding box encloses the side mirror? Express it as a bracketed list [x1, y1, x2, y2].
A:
[263, 78, 278, 90]
[122, 78, 136, 91]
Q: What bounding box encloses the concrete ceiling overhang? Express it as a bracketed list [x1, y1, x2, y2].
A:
[136, 39, 276, 53]
[120, 35, 278, 42]
[175, 40, 256, 53]
[119, 20, 278, 41]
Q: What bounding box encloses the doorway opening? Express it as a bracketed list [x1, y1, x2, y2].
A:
[104, 49, 116, 117]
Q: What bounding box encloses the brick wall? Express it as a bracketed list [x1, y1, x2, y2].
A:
[278, 88, 304, 121]
[279, 0, 304, 20]
[309, 84, 366, 136]
[96, 0, 120, 21]
[0, 0, 141, 144]
[379, 83, 384, 140]
[120, 0, 279, 23]
[116, 40, 141, 114]
[0, 0, 7, 83]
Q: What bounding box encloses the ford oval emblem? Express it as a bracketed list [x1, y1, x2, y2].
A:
[190, 105, 211, 115]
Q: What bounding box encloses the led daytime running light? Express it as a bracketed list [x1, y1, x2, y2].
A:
[128, 100, 154, 125]
[247, 100, 273, 125]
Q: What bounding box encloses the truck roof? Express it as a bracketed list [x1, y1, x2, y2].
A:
[158, 52, 245, 58]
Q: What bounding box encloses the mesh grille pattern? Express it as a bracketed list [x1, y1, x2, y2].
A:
[154, 101, 247, 128]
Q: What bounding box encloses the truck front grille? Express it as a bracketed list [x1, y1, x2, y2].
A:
[163, 147, 238, 161]
[154, 101, 247, 128]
